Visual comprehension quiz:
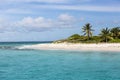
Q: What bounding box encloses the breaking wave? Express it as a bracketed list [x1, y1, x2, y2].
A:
[16, 45, 34, 50]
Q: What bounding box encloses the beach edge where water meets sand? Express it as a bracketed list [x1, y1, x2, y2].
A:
[18, 43, 120, 52]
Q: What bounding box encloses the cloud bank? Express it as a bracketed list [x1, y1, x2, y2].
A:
[0, 14, 79, 32]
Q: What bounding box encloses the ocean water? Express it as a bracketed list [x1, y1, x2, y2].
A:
[0, 42, 120, 80]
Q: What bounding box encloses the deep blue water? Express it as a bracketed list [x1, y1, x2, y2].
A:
[0, 42, 120, 80]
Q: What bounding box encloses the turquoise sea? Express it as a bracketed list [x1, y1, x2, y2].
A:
[0, 42, 120, 80]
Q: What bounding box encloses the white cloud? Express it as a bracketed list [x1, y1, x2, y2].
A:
[33, 4, 120, 12]
[77, 0, 93, 3]
[0, 0, 68, 3]
[56, 14, 77, 28]
[4, 9, 32, 14]
[1, 0, 93, 3]
[16, 17, 54, 31]
[58, 14, 75, 21]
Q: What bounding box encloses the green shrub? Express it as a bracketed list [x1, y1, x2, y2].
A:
[68, 34, 81, 40]
[109, 39, 120, 43]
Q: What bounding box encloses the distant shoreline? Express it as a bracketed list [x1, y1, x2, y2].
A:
[18, 43, 120, 52]
[0, 41, 53, 43]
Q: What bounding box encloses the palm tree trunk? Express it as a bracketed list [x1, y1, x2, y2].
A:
[105, 37, 107, 43]
[88, 31, 90, 40]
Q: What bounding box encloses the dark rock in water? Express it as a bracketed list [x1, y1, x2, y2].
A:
[0, 46, 33, 50]
[0, 46, 16, 50]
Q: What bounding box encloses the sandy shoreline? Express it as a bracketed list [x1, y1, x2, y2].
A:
[18, 43, 120, 52]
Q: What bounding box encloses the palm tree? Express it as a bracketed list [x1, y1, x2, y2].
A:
[82, 23, 94, 40]
[110, 27, 120, 39]
[99, 27, 111, 42]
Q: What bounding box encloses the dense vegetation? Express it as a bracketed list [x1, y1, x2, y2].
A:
[54, 23, 120, 43]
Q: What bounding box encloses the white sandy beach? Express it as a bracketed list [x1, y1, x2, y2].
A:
[18, 43, 120, 52]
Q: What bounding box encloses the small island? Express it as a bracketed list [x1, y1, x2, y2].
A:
[54, 23, 120, 43]
[19, 23, 120, 52]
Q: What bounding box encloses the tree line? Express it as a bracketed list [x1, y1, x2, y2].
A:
[81, 23, 120, 43]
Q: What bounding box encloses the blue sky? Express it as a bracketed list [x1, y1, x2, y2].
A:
[0, 0, 120, 41]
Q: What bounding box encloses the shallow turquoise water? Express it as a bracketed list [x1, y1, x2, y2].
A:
[0, 43, 120, 80]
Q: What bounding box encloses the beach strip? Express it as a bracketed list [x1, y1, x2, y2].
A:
[18, 43, 120, 52]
